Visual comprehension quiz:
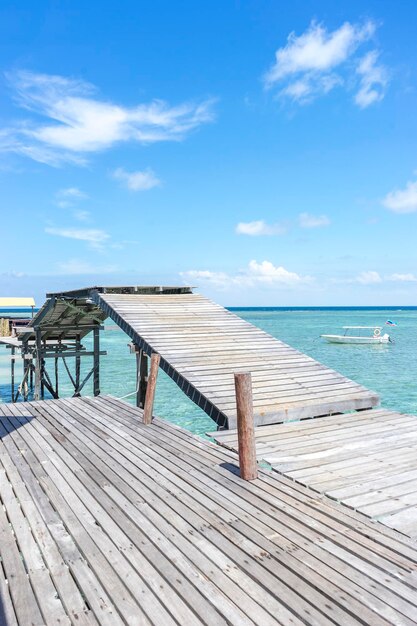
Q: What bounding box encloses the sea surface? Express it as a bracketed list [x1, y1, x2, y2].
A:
[1, 306, 416, 436]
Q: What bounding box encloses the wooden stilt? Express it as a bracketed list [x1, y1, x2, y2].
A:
[34, 329, 42, 401]
[41, 339, 46, 400]
[29, 357, 33, 391]
[234, 372, 258, 481]
[137, 349, 148, 408]
[75, 334, 81, 396]
[54, 352, 59, 397]
[143, 353, 160, 425]
[93, 327, 100, 396]
[11, 346, 15, 402]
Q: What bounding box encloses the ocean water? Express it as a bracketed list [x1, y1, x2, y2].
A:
[1, 307, 416, 436]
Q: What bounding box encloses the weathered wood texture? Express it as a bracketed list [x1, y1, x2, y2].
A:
[93, 293, 379, 428]
[142, 352, 160, 424]
[235, 372, 258, 480]
[1, 397, 417, 625]
[211, 407, 417, 538]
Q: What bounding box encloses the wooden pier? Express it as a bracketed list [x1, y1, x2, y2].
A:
[1, 395, 417, 625]
[84, 287, 378, 428]
[1, 286, 380, 428]
[211, 407, 417, 539]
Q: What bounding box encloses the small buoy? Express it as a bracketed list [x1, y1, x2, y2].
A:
[374, 328, 381, 337]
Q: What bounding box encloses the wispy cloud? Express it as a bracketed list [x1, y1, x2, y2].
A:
[355, 50, 388, 108]
[264, 20, 388, 107]
[1, 70, 215, 165]
[386, 273, 417, 282]
[113, 167, 161, 191]
[355, 270, 382, 284]
[55, 186, 88, 208]
[72, 209, 90, 222]
[235, 220, 286, 236]
[383, 178, 417, 213]
[56, 258, 117, 274]
[45, 226, 110, 249]
[181, 260, 313, 290]
[339, 270, 417, 285]
[298, 212, 330, 228]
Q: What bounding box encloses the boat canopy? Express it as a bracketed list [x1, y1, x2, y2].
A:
[342, 326, 382, 330]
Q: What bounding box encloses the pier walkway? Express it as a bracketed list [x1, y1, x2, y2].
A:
[88, 288, 378, 428]
[1, 396, 417, 625]
[2, 286, 379, 427]
[211, 407, 417, 539]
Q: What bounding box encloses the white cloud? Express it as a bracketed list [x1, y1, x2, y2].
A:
[236, 220, 286, 236]
[45, 226, 110, 248]
[355, 51, 388, 108]
[298, 212, 330, 228]
[181, 269, 231, 289]
[383, 179, 417, 214]
[265, 20, 374, 81]
[181, 260, 312, 290]
[264, 20, 387, 107]
[355, 270, 382, 284]
[56, 186, 88, 208]
[59, 187, 87, 199]
[386, 273, 417, 282]
[113, 167, 161, 191]
[1, 70, 215, 165]
[57, 258, 117, 274]
[247, 260, 308, 284]
[73, 209, 90, 222]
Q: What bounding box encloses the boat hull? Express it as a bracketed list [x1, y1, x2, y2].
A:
[321, 334, 390, 345]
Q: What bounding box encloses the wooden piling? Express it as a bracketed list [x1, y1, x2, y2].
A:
[34, 328, 42, 401]
[54, 353, 59, 397]
[11, 346, 15, 402]
[143, 353, 160, 425]
[75, 334, 81, 396]
[138, 350, 148, 408]
[93, 327, 100, 396]
[234, 372, 258, 481]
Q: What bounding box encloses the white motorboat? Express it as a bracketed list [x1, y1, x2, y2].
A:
[321, 326, 391, 345]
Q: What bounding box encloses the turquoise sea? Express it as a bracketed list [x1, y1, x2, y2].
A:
[1, 306, 416, 436]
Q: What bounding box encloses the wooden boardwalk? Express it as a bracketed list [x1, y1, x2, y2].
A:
[91, 291, 379, 428]
[211, 407, 417, 539]
[1, 397, 417, 624]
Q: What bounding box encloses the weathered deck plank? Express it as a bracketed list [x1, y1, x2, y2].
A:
[93, 293, 379, 427]
[1, 396, 417, 624]
[211, 407, 417, 539]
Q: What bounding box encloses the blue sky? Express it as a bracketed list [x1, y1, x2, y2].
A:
[1, 0, 417, 306]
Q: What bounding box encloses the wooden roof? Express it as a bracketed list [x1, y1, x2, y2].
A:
[94, 291, 379, 428]
[1, 396, 417, 625]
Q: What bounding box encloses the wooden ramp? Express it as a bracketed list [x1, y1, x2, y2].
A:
[90, 290, 379, 428]
[211, 407, 417, 539]
[2, 396, 417, 625]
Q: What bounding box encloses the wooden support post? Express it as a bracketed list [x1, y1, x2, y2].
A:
[34, 329, 42, 401]
[142, 353, 160, 425]
[10, 346, 15, 402]
[28, 344, 34, 392]
[54, 352, 59, 397]
[137, 349, 148, 408]
[75, 333, 81, 396]
[93, 327, 100, 396]
[234, 372, 258, 481]
[41, 340, 46, 399]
